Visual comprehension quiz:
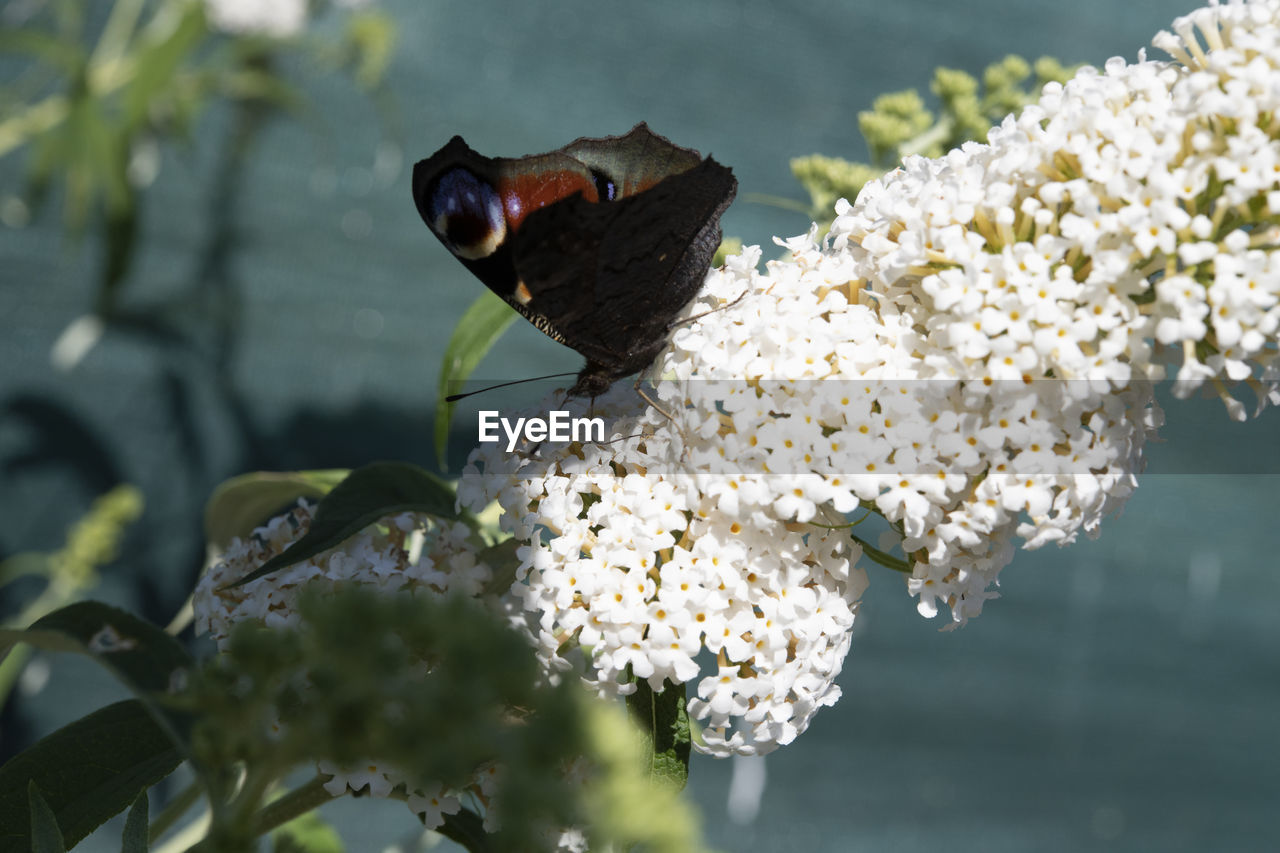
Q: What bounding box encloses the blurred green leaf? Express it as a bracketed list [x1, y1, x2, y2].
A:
[51, 0, 87, 36]
[344, 10, 397, 89]
[123, 1, 207, 129]
[120, 791, 148, 853]
[27, 782, 67, 853]
[434, 290, 518, 468]
[272, 810, 344, 853]
[1, 602, 193, 696]
[1, 703, 178, 853]
[30, 74, 131, 233]
[625, 680, 691, 791]
[712, 237, 743, 267]
[204, 469, 350, 556]
[0, 601, 198, 788]
[220, 67, 308, 112]
[237, 462, 464, 585]
[436, 810, 492, 853]
[0, 28, 86, 74]
[478, 538, 521, 597]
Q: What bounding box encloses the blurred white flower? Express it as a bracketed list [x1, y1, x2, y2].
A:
[193, 500, 495, 827]
[202, 0, 308, 38]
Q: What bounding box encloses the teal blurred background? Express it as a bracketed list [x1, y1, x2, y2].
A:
[2, 0, 1277, 849]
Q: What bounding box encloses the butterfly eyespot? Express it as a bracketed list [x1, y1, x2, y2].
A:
[589, 169, 618, 202]
[427, 167, 506, 259]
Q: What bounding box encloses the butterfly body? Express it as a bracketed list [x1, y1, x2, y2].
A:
[412, 123, 737, 397]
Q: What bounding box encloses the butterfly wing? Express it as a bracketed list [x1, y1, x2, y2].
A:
[507, 157, 736, 387]
[412, 125, 737, 395]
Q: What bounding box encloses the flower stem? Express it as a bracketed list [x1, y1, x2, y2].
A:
[850, 533, 913, 573]
[248, 775, 338, 837]
[148, 780, 203, 843]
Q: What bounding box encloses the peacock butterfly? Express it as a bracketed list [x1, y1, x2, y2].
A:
[412, 123, 737, 397]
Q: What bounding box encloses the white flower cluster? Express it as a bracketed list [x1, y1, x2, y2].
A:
[459, 0, 1280, 756]
[202, 0, 308, 38]
[195, 0, 1280, 767]
[202, 0, 371, 38]
[458, 388, 867, 757]
[192, 501, 490, 827]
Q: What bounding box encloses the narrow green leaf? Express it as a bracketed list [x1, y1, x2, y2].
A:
[123, 3, 207, 129]
[0, 29, 86, 73]
[86, 114, 131, 218]
[2, 703, 178, 853]
[56, 91, 93, 233]
[625, 680, 691, 790]
[434, 290, 517, 469]
[120, 791, 148, 853]
[237, 462, 463, 585]
[203, 469, 350, 556]
[28, 782, 67, 853]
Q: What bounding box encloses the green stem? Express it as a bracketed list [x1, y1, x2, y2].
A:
[899, 114, 955, 160]
[808, 509, 872, 530]
[0, 645, 33, 710]
[248, 775, 338, 837]
[148, 780, 204, 843]
[91, 0, 146, 67]
[740, 191, 813, 215]
[850, 533, 913, 573]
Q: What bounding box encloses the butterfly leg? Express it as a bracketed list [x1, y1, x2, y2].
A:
[633, 377, 696, 465]
[668, 290, 747, 331]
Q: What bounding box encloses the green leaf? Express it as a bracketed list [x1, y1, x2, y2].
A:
[28, 782, 67, 853]
[478, 538, 521, 597]
[0, 28, 86, 74]
[1, 602, 192, 696]
[1, 702, 179, 853]
[624, 680, 691, 790]
[204, 469, 350, 557]
[434, 290, 518, 469]
[272, 810, 344, 853]
[436, 809, 493, 853]
[220, 68, 308, 112]
[0, 602, 198, 775]
[50, 78, 130, 233]
[237, 462, 463, 585]
[120, 791, 148, 853]
[123, 1, 207, 130]
[344, 10, 397, 89]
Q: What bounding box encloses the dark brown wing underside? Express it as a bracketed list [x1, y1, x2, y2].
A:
[508, 157, 737, 380]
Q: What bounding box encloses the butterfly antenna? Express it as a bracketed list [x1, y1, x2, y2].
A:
[445, 372, 577, 403]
